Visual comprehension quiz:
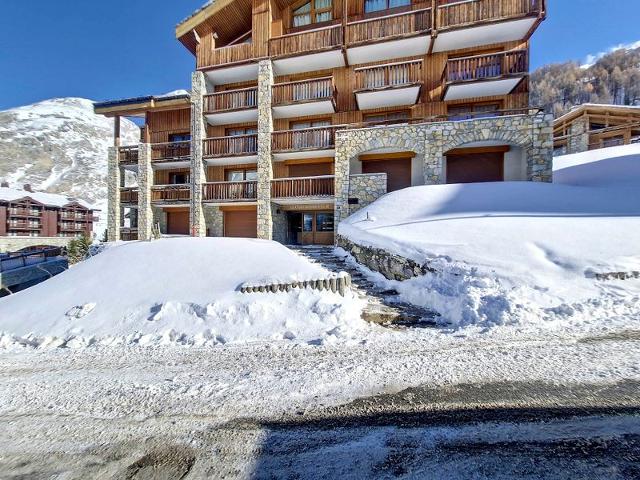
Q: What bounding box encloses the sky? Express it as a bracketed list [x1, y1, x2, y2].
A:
[0, 0, 639, 110]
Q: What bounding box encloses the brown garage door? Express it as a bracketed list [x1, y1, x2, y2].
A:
[166, 209, 190, 235]
[447, 152, 504, 184]
[288, 162, 333, 177]
[224, 208, 257, 238]
[362, 158, 411, 192]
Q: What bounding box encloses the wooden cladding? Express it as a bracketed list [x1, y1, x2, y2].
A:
[203, 134, 258, 157]
[269, 24, 343, 57]
[272, 125, 342, 151]
[151, 185, 191, 203]
[198, 37, 254, 69]
[151, 141, 191, 161]
[202, 181, 258, 201]
[346, 7, 432, 45]
[355, 60, 422, 90]
[118, 146, 139, 164]
[271, 175, 335, 198]
[437, 0, 543, 30]
[120, 187, 139, 204]
[272, 77, 335, 105]
[203, 87, 258, 113]
[444, 50, 528, 83]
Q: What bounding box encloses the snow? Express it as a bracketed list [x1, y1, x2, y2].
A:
[0, 186, 94, 209]
[0, 238, 367, 348]
[339, 146, 640, 329]
[156, 89, 190, 98]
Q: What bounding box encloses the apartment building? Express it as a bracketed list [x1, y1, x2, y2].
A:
[96, 0, 553, 245]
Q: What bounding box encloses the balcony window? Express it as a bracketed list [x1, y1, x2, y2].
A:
[169, 172, 190, 185]
[226, 169, 258, 182]
[227, 127, 258, 154]
[292, 0, 333, 27]
[364, 111, 409, 125]
[169, 133, 191, 143]
[292, 120, 332, 149]
[448, 103, 500, 121]
[364, 0, 410, 14]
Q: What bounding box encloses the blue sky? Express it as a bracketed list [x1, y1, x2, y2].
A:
[0, 0, 638, 110]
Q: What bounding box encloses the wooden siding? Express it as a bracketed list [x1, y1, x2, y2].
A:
[146, 109, 191, 144]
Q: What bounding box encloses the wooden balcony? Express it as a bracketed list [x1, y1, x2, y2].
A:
[202, 181, 258, 202]
[271, 126, 342, 153]
[203, 87, 258, 125]
[120, 228, 138, 241]
[151, 141, 191, 163]
[120, 187, 139, 205]
[272, 77, 336, 119]
[442, 49, 528, 100]
[118, 146, 139, 165]
[58, 223, 86, 232]
[198, 42, 253, 70]
[7, 221, 41, 230]
[151, 185, 191, 203]
[354, 60, 422, 110]
[8, 208, 42, 218]
[203, 134, 258, 159]
[271, 176, 335, 199]
[437, 0, 543, 29]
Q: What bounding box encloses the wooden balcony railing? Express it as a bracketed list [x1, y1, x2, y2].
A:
[346, 7, 432, 45]
[443, 49, 528, 84]
[437, 0, 543, 30]
[7, 221, 41, 230]
[203, 134, 258, 158]
[272, 126, 343, 152]
[269, 24, 343, 58]
[198, 42, 253, 69]
[8, 208, 42, 218]
[272, 77, 336, 106]
[60, 211, 91, 221]
[151, 141, 191, 162]
[151, 184, 191, 203]
[203, 87, 258, 113]
[355, 60, 422, 91]
[202, 181, 258, 202]
[120, 228, 139, 241]
[118, 146, 139, 165]
[120, 187, 139, 204]
[271, 175, 335, 198]
[58, 223, 86, 232]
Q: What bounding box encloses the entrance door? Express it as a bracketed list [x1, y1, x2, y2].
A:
[362, 157, 412, 192]
[166, 209, 190, 235]
[297, 211, 334, 245]
[447, 152, 504, 184]
[224, 208, 257, 238]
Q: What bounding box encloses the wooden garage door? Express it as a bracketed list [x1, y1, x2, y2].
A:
[288, 162, 333, 178]
[224, 208, 257, 238]
[447, 152, 504, 184]
[166, 209, 190, 235]
[362, 158, 411, 192]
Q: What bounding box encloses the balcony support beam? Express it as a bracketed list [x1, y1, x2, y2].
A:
[137, 144, 153, 241]
[257, 59, 274, 240]
[107, 147, 120, 242]
[190, 71, 207, 237]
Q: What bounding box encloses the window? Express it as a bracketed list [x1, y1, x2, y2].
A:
[303, 213, 314, 232]
[315, 213, 334, 232]
[364, 111, 409, 125]
[227, 127, 258, 153]
[169, 133, 191, 143]
[590, 123, 606, 131]
[226, 169, 257, 181]
[291, 120, 332, 149]
[364, 0, 410, 14]
[448, 103, 500, 121]
[169, 172, 190, 184]
[292, 0, 332, 28]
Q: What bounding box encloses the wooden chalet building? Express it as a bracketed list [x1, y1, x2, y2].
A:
[553, 104, 640, 156]
[96, 0, 553, 245]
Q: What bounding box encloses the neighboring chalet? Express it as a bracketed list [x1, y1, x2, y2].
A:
[0, 184, 98, 252]
[553, 104, 640, 156]
[96, 0, 553, 245]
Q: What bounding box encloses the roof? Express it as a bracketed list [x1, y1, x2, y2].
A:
[93, 92, 191, 117]
[0, 187, 96, 210]
[555, 103, 640, 125]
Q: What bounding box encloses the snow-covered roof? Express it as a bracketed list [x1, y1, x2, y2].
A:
[555, 103, 640, 124]
[94, 92, 190, 112]
[178, 0, 216, 27]
[0, 187, 95, 210]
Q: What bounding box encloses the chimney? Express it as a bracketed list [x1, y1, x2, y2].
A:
[23, 184, 33, 192]
[0, 181, 8, 188]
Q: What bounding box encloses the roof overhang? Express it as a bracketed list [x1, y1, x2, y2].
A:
[94, 95, 191, 117]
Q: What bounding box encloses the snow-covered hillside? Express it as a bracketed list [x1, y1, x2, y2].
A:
[0, 98, 139, 232]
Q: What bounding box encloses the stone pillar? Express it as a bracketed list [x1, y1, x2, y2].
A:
[334, 131, 351, 224]
[137, 143, 153, 240]
[424, 128, 446, 185]
[190, 71, 207, 237]
[107, 147, 121, 242]
[528, 113, 554, 183]
[568, 117, 589, 154]
[256, 60, 274, 240]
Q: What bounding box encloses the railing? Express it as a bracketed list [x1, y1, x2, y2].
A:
[203, 87, 258, 113]
[60, 211, 90, 221]
[202, 181, 258, 202]
[151, 185, 191, 203]
[437, 0, 543, 30]
[355, 60, 423, 90]
[444, 50, 528, 84]
[203, 134, 258, 158]
[198, 42, 253, 69]
[271, 175, 335, 198]
[272, 126, 343, 151]
[118, 146, 139, 164]
[0, 247, 63, 273]
[269, 24, 343, 57]
[120, 187, 139, 204]
[7, 221, 41, 230]
[58, 223, 86, 232]
[151, 141, 191, 161]
[435, 106, 542, 122]
[346, 7, 432, 44]
[7, 208, 42, 217]
[120, 228, 139, 241]
[272, 77, 336, 106]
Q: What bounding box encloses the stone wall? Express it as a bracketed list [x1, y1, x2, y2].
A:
[204, 206, 224, 237]
[190, 71, 207, 237]
[347, 173, 388, 216]
[271, 205, 288, 244]
[568, 117, 589, 154]
[152, 207, 166, 235]
[256, 60, 274, 240]
[107, 147, 120, 242]
[137, 143, 153, 241]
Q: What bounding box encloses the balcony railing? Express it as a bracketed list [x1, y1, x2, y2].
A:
[198, 42, 253, 69]
[271, 175, 335, 198]
[151, 184, 191, 203]
[118, 146, 139, 165]
[60, 211, 91, 221]
[269, 24, 343, 57]
[354, 60, 422, 91]
[8, 208, 42, 218]
[202, 181, 258, 202]
[203, 134, 258, 158]
[7, 221, 41, 230]
[346, 7, 432, 45]
[120, 187, 139, 204]
[203, 87, 258, 113]
[58, 223, 86, 232]
[272, 126, 343, 152]
[436, 0, 544, 30]
[151, 141, 191, 162]
[443, 49, 528, 84]
[120, 228, 139, 241]
[272, 77, 336, 106]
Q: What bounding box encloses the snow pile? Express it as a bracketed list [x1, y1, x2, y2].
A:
[554, 143, 640, 186]
[339, 147, 640, 329]
[0, 238, 366, 348]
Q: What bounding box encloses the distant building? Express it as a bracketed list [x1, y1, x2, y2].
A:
[554, 104, 640, 156]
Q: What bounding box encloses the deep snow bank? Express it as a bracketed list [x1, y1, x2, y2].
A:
[0, 238, 366, 348]
[554, 143, 640, 186]
[339, 148, 640, 328]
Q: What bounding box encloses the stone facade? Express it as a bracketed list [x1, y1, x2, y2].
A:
[137, 143, 153, 240]
[152, 206, 166, 234]
[107, 146, 121, 242]
[271, 204, 288, 244]
[204, 205, 224, 237]
[568, 117, 589, 154]
[347, 173, 388, 216]
[190, 71, 207, 237]
[256, 60, 274, 240]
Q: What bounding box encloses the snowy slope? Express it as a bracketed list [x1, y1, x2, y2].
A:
[339, 147, 640, 328]
[0, 98, 139, 233]
[0, 238, 366, 348]
[554, 143, 640, 186]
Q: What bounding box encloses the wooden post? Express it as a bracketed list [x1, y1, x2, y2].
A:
[114, 115, 121, 147]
